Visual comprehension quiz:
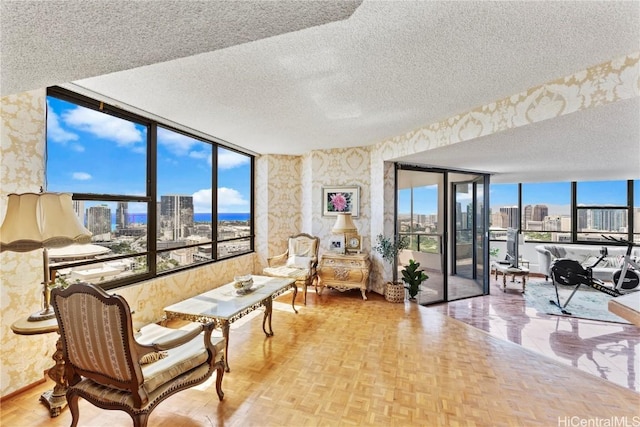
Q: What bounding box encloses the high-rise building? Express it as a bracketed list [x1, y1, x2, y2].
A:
[499, 206, 519, 229]
[87, 204, 111, 237]
[72, 200, 85, 226]
[532, 204, 548, 221]
[523, 205, 532, 227]
[160, 195, 194, 240]
[577, 209, 589, 231]
[591, 208, 627, 232]
[116, 202, 128, 230]
[543, 216, 563, 231]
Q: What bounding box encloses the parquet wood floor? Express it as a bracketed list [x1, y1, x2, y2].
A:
[2, 278, 639, 427]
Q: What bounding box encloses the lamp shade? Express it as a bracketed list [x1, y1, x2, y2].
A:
[331, 212, 357, 234]
[0, 193, 92, 252]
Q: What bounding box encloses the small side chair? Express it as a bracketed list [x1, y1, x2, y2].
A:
[263, 233, 320, 305]
[51, 282, 225, 427]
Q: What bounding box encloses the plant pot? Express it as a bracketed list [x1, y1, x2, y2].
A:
[384, 281, 405, 303]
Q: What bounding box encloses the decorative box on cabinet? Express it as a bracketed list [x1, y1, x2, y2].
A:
[318, 252, 371, 300]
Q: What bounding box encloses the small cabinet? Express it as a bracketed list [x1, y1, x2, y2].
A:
[317, 252, 370, 300]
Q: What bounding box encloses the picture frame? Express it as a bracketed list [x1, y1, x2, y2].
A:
[322, 186, 360, 217]
[329, 234, 345, 254]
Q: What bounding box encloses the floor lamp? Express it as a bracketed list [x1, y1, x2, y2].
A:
[1, 192, 91, 416]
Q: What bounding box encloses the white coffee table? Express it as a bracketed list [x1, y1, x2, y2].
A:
[163, 275, 296, 371]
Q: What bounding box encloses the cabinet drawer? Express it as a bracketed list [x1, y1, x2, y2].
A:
[319, 266, 367, 283]
[323, 258, 367, 268]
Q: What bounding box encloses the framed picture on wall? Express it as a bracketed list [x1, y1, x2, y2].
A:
[322, 186, 360, 217]
[329, 234, 345, 254]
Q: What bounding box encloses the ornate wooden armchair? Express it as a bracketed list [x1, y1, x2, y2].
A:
[51, 283, 225, 427]
[263, 233, 320, 305]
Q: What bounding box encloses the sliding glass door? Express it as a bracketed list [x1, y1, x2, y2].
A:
[449, 174, 488, 300]
[396, 165, 489, 304]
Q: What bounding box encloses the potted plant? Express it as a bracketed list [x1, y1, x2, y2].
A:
[401, 259, 428, 301]
[373, 234, 409, 302]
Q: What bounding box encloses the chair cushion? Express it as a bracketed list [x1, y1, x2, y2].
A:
[138, 324, 225, 394]
[286, 255, 311, 269]
[263, 265, 310, 280]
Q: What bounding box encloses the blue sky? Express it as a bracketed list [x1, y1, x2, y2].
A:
[46, 97, 251, 213]
[399, 181, 634, 216]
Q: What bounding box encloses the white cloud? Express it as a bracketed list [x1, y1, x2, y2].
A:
[192, 189, 213, 213]
[192, 187, 249, 213]
[218, 149, 250, 169]
[158, 127, 199, 156]
[72, 172, 92, 181]
[47, 105, 79, 144]
[189, 150, 209, 161]
[63, 106, 143, 147]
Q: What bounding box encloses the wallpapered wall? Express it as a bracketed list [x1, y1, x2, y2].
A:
[1, 52, 638, 398]
[256, 154, 303, 264]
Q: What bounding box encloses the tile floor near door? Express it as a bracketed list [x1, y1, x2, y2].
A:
[429, 277, 640, 392]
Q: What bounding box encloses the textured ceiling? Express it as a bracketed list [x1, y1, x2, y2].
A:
[1, 1, 639, 183]
[0, 0, 362, 95]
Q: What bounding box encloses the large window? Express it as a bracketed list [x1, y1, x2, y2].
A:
[489, 180, 636, 245]
[46, 87, 253, 289]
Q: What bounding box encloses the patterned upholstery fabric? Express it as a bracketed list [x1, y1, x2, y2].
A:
[56, 293, 134, 383]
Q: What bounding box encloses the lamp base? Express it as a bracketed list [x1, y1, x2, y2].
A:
[28, 309, 56, 322]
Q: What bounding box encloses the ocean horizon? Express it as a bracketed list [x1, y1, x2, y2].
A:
[111, 212, 249, 228]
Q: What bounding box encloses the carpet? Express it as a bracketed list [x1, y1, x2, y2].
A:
[524, 279, 632, 324]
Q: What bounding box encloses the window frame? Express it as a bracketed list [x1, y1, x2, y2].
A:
[46, 87, 255, 290]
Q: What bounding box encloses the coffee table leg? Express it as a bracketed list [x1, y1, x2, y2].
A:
[262, 298, 274, 337]
[221, 320, 231, 372]
[503, 274, 507, 292]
